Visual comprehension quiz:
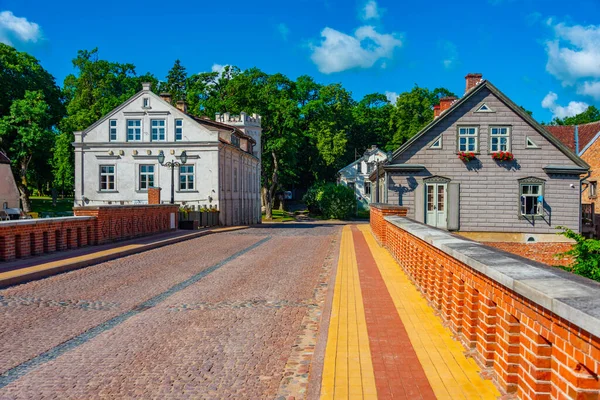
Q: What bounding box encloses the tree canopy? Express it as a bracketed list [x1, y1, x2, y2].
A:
[550, 105, 600, 126]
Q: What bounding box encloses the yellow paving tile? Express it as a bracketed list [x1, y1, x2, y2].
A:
[320, 226, 377, 399]
[357, 225, 500, 400]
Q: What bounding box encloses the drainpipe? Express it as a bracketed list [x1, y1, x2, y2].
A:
[575, 125, 580, 155]
[580, 169, 592, 234]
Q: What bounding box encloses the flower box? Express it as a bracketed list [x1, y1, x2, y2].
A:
[492, 151, 514, 161]
[458, 152, 476, 162]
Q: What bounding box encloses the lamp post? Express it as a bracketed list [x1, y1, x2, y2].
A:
[158, 150, 188, 204]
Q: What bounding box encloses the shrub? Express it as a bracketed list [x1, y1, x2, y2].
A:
[557, 227, 600, 282]
[303, 183, 355, 219]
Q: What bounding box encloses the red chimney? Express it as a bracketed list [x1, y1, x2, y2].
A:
[465, 73, 483, 93]
[439, 96, 457, 112]
[433, 104, 441, 118]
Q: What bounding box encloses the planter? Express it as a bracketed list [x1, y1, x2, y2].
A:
[458, 152, 477, 162]
[179, 220, 199, 230]
[492, 151, 514, 162]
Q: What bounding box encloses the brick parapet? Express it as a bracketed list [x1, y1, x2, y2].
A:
[370, 204, 408, 245]
[378, 215, 600, 399]
[0, 205, 179, 262]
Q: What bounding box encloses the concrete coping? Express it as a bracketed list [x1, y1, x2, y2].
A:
[371, 204, 409, 212]
[0, 216, 96, 227]
[384, 215, 600, 339]
[73, 204, 179, 211]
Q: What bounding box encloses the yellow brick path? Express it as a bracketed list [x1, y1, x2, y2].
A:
[320, 225, 500, 399]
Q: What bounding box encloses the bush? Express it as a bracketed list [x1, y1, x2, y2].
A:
[557, 227, 600, 282]
[303, 183, 355, 219]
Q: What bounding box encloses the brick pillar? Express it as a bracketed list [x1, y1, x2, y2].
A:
[476, 297, 497, 367]
[450, 276, 465, 333]
[148, 187, 162, 205]
[495, 311, 521, 393]
[462, 285, 479, 349]
[442, 270, 454, 322]
[519, 328, 552, 400]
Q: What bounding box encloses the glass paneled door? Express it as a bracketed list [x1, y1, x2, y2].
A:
[425, 183, 447, 229]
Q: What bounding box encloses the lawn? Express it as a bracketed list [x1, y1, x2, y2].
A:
[30, 196, 75, 217]
[262, 209, 295, 222]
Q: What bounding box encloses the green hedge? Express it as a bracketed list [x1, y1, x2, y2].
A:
[303, 183, 355, 220]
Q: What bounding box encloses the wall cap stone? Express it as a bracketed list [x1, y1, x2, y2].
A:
[385, 215, 600, 338]
[371, 204, 409, 211]
[0, 216, 96, 227]
[73, 204, 179, 211]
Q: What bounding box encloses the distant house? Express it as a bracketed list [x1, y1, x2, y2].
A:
[370, 73, 589, 244]
[0, 151, 19, 210]
[546, 121, 600, 237]
[73, 82, 262, 226]
[338, 146, 388, 209]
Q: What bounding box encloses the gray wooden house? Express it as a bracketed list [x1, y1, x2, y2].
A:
[370, 74, 589, 242]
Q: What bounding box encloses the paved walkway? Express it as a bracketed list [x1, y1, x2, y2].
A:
[320, 225, 500, 399]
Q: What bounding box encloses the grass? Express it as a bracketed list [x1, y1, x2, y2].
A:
[30, 196, 74, 217]
[262, 209, 295, 222]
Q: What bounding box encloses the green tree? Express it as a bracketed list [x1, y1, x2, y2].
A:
[551, 105, 600, 126]
[351, 93, 394, 154]
[162, 59, 188, 102]
[0, 91, 55, 211]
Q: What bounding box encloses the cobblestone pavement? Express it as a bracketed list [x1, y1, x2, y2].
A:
[0, 223, 341, 399]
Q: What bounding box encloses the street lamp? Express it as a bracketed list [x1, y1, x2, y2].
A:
[158, 150, 188, 204]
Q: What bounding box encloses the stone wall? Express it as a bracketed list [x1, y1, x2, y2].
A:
[0, 204, 178, 261]
[371, 215, 600, 399]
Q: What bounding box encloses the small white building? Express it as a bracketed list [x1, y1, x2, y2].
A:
[73, 83, 262, 226]
[338, 146, 388, 209]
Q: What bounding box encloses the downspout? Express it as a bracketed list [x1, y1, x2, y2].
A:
[580, 169, 592, 234]
[575, 125, 580, 156]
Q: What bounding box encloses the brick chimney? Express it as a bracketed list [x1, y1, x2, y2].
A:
[148, 187, 162, 205]
[160, 93, 172, 104]
[439, 96, 457, 112]
[433, 104, 441, 118]
[465, 73, 483, 93]
[176, 101, 188, 114]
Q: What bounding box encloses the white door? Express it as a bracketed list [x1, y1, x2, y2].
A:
[425, 183, 447, 229]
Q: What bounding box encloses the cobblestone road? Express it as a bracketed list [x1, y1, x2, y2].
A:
[0, 223, 341, 399]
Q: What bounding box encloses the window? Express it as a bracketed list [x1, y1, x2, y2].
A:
[234, 167, 238, 192]
[490, 126, 511, 152]
[151, 119, 166, 141]
[139, 165, 155, 190]
[175, 119, 183, 141]
[127, 119, 141, 141]
[458, 127, 478, 152]
[357, 162, 362, 174]
[231, 134, 240, 147]
[590, 181, 597, 199]
[367, 162, 374, 173]
[430, 135, 442, 149]
[526, 137, 539, 149]
[109, 120, 117, 141]
[100, 165, 115, 191]
[364, 181, 371, 195]
[143, 97, 150, 108]
[520, 179, 544, 217]
[179, 165, 194, 191]
[475, 103, 493, 112]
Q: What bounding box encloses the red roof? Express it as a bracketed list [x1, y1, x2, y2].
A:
[0, 151, 10, 165]
[545, 121, 600, 154]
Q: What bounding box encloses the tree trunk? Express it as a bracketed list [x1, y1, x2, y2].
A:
[264, 151, 279, 220]
[18, 159, 32, 213]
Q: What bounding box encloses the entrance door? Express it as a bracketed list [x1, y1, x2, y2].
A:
[425, 183, 447, 229]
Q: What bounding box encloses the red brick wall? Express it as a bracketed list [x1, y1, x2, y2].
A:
[148, 187, 162, 205]
[381, 219, 600, 399]
[0, 205, 179, 261]
[370, 204, 408, 245]
[582, 139, 600, 211]
[484, 242, 573, 266]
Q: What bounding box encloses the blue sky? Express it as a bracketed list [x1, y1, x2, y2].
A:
[1, 0, 599, 122]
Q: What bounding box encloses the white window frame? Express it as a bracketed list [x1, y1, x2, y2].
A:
[127, 119, 142, 142]
[489, 126, 511, 153]
[179, 165, 195, 191]
[519, 179, 545, 218]
[429, 135, 442, 149]
[526, 136, 540, 149]
[175, 119, 183, 141]
[99, 165, 116, 191]
[139, 164, 155, 191]
[475, 103, 494, 113]
[457, 126, 479, 153]
[143, 97, 150, 108]
[590, 181, 597, 199]
[109, 120, 117, 141]
[364, 181, 371, 195]
[151, 119, 166, 141]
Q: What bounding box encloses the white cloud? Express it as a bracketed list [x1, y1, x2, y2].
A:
[578, 80, 600, 100]
[310, 26, 402, 74]
[362, 1, 382, 20]
[541, 91, 589, 119]
[385, 91, 398, 104]
[277, 23, 290, 41]
[0, 11, 42, 46]
[545, 19, 600, 99]
[211, 64, 227, 74]
[439, 40, 458, 69]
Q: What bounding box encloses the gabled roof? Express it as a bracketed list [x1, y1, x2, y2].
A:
[0, 151, 10, 164]
[391, 80, 589, 170]
[545, 120, 600, 155]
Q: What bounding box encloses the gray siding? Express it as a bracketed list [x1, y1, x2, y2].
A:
[388, 87, 581, 233]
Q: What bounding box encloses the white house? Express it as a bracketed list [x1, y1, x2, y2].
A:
[73, 82, 262, 226]
[338, 146, 388, 209]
